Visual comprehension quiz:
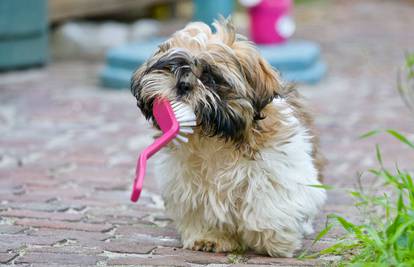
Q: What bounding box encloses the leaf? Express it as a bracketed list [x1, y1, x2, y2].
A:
[318, 241, 359, 256]
[307, 184, 334, 190]
[368, 168, 382, 176]
[350, 191, 364, 199]
[359, 130, 380, 139]
[383, 193, 391, 220]
[364, 227, 386, 252]
[397, 193, 406, 212]
[329, 215, 359, 234]
[386, 129, 414, 149]
[403, 172, 414, 192]
[390, 219, 414, 244]
[406, 53, 414, 68]
[297, 250, 310, 259]
[381, 169, 402, 188]
[313, 223, 334, 245]
[376, 144, 383, 167]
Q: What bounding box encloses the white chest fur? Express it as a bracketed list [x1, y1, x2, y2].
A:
[157, 98, 326, 256]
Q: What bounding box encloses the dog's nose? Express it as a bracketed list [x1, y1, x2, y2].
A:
[177, 81, 191, 96]
[176, 68, 196, 96]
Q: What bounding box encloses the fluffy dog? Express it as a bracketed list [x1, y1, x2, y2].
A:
[131, 19, 326, 257]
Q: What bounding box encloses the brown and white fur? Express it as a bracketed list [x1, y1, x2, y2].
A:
[131, 19, 326, 257]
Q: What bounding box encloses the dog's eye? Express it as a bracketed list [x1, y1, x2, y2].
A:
[200, 66, 228, 89]
[201, 69, 216, 87]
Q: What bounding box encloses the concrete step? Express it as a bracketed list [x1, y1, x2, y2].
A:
[101, 39, 326, 88]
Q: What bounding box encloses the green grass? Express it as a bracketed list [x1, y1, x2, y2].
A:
[299, 53, 414, 267]
[398, 53, 414, 112]
[302, 130, 414, 266]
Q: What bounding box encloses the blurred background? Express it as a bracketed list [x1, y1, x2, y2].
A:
[0, 0, 329, 86]
[0, 0, 414, 265]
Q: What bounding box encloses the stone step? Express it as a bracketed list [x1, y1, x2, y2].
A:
[101, 58, 326, 89]
[101, 39, 326, 88]
[257, 40, 322, 72]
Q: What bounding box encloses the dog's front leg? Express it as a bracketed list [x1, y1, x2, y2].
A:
[173, 209, 243, 253]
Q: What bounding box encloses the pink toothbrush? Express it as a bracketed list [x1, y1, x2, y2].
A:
[131, 98, 196, 202]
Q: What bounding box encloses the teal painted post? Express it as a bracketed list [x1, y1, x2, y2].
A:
[193, 0, 234, 26]
[0, 0, 48, 70]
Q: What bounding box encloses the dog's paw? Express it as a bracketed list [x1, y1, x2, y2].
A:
[192, 240, 217, 252]
[189, 237, 242, 253]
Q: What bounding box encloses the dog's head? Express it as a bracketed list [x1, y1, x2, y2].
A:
[131, 19, 283, 144]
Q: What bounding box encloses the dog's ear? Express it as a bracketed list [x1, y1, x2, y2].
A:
[213, 18, 282, 119]
[131, 64, 154, 121]
[234, 44, 282, 120]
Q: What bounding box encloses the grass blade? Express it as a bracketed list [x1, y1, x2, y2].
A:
[307, 184, 334, 190]
[386, 129, 414, 149]
[360, 130, 380, 139]
[376, 144, 383, 167]
[313, 223, 334, 245]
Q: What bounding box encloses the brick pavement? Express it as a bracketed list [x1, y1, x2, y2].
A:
[1, 0, 414, 266]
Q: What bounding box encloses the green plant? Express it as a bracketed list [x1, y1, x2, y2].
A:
[303, 130, 414, 266]
[398, 53, 414, 111]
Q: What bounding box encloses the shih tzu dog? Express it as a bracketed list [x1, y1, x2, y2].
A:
[131, 19, 326, 257]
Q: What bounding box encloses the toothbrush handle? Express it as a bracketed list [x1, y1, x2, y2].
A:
[130, 127, 178, 202]
[130, 152, 147, 202]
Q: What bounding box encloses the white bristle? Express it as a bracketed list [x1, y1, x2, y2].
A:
[179, 127, 193, 134]
[176, 134, 188, 143]
[170, 100, 196, 145]
[181, 113, 196, 120]
[180, 120, 197, 127]
[179, 117, 196, 124]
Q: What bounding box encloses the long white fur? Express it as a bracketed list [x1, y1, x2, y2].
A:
[158, 98, 327, 257]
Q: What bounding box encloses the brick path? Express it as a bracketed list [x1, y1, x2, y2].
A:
[1, 0, 414, 266]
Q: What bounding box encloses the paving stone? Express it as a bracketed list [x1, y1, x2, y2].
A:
[15, 252, 103, 265]
[85, 206, 148, 220]
[29, 228, 111, 244]
[153, 247, 228, 264]
[115, 225, 181, 247]
[3, 201, 83, 213]
[0, 252, 17, 264]
[116, 224, 179, 238]
[0, 209, 83, 222]
[106, 255, 190, 266]
[14, 218, 113, 232]
[103, 241, 156, 254]
[0, 225, 27, 235]
[0, 234, 63, 252]
[28, 245, 101, 255]
[0, 0, 414, 266]
[29, 265, 88, 267]
[246, 255, 319, 266]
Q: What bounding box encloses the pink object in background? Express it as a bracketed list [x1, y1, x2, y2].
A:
[130, 98, 180, 202]
[243, 0, 295, 44]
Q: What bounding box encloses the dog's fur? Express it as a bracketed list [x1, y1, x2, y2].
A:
[131, 19, 326, 257]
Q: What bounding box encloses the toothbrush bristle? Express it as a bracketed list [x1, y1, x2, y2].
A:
[170, 100, 196, 144]
[179, 127, 194, 134]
